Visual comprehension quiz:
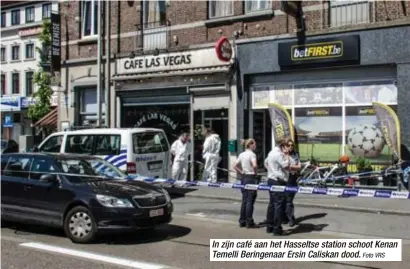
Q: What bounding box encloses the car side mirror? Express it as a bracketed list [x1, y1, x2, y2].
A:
[33, 146, 39, 152]
[39, 174, 58, 184]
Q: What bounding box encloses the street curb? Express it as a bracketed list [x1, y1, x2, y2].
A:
[184, 193, 410, 217]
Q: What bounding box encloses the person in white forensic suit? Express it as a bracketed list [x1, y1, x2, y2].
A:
[170, 133, 191, 181]
[201, 128, 221, 183]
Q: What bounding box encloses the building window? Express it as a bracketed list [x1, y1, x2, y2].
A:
[1, 12, 5, 27]
[25, 6, 35, 23]
[42, 3, 51, 19]
[25, 43, 34, 59]
[11, 9, 20, 25]
[142, 0, 166, 28]
[78, 87, 106, 126]
[81, 0, 99, 37]
[1, 74, 6, 95]
[245, 0, 270, 13]
[1, 47, 5, 62]
[330, 0, 370, 27]
[12, 73, 19, 94]
[26, 71, 34, 96]
[209, 0, 233, 19]
[11, 45, 20, 60]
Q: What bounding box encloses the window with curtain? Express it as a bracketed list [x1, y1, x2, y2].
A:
[12, 73, 20, 94]
[1, 74, 6, 95]
[78, 87, 105, 126]
[12, 45, 20, 60]
[209, 0, 234, 19]
[25, 6, 35, 23]
[245, 0, 270, 13]
[1, 47, 5, 62]
[42, 3, 51, 19]
[11, 9, 20, 25]
[81, 0, 99, 37]
[143, 0, 166, 28]
[26, 71, 34, 96]
[330, 0, 370, 27]
[1, 12, 5, 27]
[25, 43, 34, 59]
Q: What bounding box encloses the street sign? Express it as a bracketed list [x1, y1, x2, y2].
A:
[3, 114, 13, 128]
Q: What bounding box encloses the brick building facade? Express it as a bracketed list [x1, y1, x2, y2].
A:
[56, 1, 410, 181]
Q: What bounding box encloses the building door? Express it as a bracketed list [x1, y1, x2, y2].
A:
[203, 109, 229, 182]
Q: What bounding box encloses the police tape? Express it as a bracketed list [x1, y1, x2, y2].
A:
[131, 176, 410, 199]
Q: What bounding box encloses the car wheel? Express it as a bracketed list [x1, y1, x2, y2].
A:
[64, 206, 97, 244]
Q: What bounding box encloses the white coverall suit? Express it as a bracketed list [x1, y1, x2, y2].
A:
[171, 139, 190, 181]
[202, 134, 221, 182]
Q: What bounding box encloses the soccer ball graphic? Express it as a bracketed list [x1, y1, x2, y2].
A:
[347, 124, 385, 158]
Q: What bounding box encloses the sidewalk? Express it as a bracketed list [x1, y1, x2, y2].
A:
[166, 185, 410, 216]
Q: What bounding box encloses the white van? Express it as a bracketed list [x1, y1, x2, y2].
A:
[36, 128, 172, 178]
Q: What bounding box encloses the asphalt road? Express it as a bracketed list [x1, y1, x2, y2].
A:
[2, 197, 410, 269]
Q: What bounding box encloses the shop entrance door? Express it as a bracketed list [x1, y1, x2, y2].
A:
[203, 109, 229, 182]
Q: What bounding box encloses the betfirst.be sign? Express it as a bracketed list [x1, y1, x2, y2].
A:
[116, 37, 233, 75]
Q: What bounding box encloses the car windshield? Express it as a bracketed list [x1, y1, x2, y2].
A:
[1, 140, 7, 150]
[56, 157, 127, 182]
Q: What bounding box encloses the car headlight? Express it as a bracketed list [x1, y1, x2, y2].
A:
[162, 188, 171, 203]
[96, 194, 133, 208]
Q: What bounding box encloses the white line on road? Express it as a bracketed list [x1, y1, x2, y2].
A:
[20, 242, 176, 269]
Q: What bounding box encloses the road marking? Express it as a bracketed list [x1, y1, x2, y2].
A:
[20, 242, 175, 269]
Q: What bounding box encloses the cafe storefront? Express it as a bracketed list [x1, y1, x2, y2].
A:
[112, 42, 237, 181]
[237, 26, 410, 176]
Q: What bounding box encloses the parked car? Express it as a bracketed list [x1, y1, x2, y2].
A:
[1, 153, 173, 244]
[1, 139, 19, 153]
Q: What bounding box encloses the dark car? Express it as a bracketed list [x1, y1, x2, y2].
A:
[1, 139, 19, 153]
[1, 153, 173, 244]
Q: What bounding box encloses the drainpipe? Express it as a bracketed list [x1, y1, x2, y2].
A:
[96, 0, 102, 127]
[105, 1, 111, 127]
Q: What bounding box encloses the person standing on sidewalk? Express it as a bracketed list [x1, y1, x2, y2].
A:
[201, 128, 221, 183]
[283, 139, 301, 227]
[264, 138, 293, 236]
[170, 132, 191, 181]
[233, 139, 259, 228]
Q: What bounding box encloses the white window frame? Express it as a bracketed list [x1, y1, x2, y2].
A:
[42, 3, 51, 19]
[81, 0, 99, 38]
[1, 73, 6, 95]
[1, 47, 6, 62]
[25, 43, 35, 59]
[11, 45, 20, 61]
[330, 0, 371, 27]
[25, 6, 35, 23]
[1, 12, 6, 27]
[11, 9, 20, 25]
[11, 72, 20, 95]
[25, 71, 34, 96]
[142, 0, 167, 28]
[245, 0, 271, 13]
[209, 0, 234, 19]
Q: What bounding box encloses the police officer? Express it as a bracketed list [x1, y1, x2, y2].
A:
[265, 138, 293, 236]
[233, 138, 259, 228]
[283, 139, 301, 227]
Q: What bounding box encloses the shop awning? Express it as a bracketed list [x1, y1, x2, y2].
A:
[33, 107, 58, 128]
[112, 65, 232, 81]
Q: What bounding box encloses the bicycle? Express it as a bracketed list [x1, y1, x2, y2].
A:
[297, 161, 349, 188]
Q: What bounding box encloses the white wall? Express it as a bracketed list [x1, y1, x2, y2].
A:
[1, 1, 59, 97]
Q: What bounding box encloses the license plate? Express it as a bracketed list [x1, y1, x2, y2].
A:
[149, 208, 164, 217]
[148, 161, 163, 171]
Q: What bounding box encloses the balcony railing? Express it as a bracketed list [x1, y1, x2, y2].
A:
[135, 21, 170, 53]
[328, 0, 375, 28]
